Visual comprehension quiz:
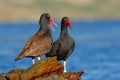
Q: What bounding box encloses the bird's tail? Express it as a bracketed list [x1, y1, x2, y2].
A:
[45, 52, 51, 57]
[45, 52, 57, 59]
[15, 56, 21, 61]
[15, 54, 24, 61]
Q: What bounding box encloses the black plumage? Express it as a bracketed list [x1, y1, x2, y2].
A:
[46, 17, 75, 72]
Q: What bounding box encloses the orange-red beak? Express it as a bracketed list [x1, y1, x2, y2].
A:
[48, 19, 58, 31]
[66, 21, 73, 29]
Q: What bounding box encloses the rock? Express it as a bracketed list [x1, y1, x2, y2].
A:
[35, 71, 84, 80]
[6, 69, 24, 80]
[21, 57, 64, 80]
[0, 73, 7, 80]
[62, 71, 84, 80]
[0, 57, 84, 80]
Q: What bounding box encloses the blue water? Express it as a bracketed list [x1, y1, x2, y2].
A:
[0, 20, 120, 80]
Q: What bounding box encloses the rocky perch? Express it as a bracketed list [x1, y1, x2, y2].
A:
[0, 57, 84, 80]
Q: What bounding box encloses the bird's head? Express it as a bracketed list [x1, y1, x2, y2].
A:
[39, 13, 57, 31]
[62, 17, 73, 29]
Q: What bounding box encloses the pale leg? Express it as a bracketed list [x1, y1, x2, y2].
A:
[64, 60, 67, 73]
[38, 57, 41, 61]
[32, 57, 35, 64]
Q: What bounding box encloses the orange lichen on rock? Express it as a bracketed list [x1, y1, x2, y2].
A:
[66, 71, 84, 80]
[21, 57, 64, 80]
[0, 57, 84, 80]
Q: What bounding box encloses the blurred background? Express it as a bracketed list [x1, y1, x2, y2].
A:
[0, 0, 120, 80]
[0, 0, 120, 22]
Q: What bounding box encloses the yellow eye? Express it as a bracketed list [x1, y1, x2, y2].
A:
[47, 14, 50, 18]
[63, 18, 66, 21]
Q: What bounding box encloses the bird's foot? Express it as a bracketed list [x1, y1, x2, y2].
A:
[64, 60, 67, 73]
[38, 57, 41, 61]
[32, 58, 35, 64]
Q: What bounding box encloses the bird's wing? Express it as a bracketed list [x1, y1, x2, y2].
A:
[15, 35, 37, 60]
[66, 40, 75, 59]
[16, 33, 52, 60]
[21, 34, 39, 55]
[49, 39, 61, 56]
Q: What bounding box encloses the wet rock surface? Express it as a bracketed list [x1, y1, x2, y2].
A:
[0, 57, 84, 80]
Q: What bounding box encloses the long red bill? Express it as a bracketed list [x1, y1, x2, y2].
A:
[48, 19, 58, 31]
[66, 21, 73, 29]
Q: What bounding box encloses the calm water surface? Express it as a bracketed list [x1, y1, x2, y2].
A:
[0, 20, 120, 80]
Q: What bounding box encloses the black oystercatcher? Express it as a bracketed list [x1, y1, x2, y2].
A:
[15, 13, 57, 64]
[46, 17, 75, 72]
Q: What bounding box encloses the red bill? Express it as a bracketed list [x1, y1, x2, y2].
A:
[48, 19, 58, 31]
[66, 21, 73, 29]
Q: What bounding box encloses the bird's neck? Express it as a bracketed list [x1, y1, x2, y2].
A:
[39, 23, 50, 32]
[37, 23, 51, 35]
[60, 24, 68, 36]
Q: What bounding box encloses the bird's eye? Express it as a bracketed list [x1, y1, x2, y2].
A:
[47, 14, 50, 18]
[63, 18, 66, 21]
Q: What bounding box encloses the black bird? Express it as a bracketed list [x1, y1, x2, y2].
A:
[15, 13, 57, 64]
[46, 17, 75, 72]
